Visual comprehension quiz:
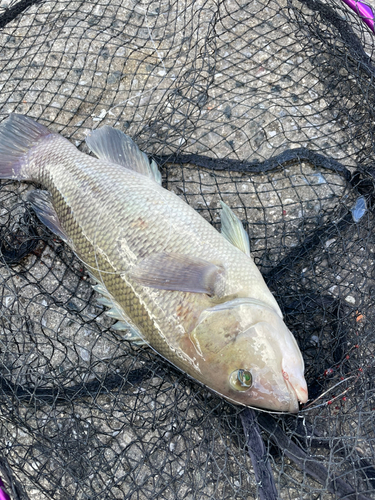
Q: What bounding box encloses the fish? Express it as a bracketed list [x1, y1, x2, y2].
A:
[0, 114, 308, 412]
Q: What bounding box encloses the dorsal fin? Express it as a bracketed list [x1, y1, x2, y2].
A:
[220, 201, 250, 256]
[86, 126, 162, 184]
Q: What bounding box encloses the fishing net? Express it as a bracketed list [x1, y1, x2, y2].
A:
[0, 0, 375, 498]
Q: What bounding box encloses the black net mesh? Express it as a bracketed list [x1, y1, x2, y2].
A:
[1, 0, 375, 499]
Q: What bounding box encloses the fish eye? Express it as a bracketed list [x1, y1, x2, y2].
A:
[229, 369, 252, 391]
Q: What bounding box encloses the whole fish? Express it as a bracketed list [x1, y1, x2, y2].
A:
[0, 114, 308, 412]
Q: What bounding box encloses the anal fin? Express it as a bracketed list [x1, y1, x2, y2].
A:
[92, 281, 146, 346]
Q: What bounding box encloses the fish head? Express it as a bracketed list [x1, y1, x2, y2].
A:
[190, 298, 308, 412]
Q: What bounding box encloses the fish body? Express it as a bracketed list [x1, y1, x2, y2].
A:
[0, 114, 308, 412]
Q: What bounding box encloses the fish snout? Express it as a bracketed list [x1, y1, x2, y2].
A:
[280, 339, 308, 408]
[283, 369, 309, 408]
[291, 378, 308, 404]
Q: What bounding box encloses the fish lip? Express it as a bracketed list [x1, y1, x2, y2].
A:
[284, 380, 300, 413]
[281, 363, 308, 410]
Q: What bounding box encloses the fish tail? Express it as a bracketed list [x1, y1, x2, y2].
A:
[0, 114, 52, 181]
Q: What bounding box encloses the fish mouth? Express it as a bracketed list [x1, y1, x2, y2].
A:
[285, 378, 308, 413]
[294, 382, 308, 404]
[284, 380, 299, 413]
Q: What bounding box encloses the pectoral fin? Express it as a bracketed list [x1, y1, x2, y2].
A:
[129, 252, 224, 296]
[28, 190, 71, 245]
[220, 201, 250, 256]
[86, 126, 162, 184]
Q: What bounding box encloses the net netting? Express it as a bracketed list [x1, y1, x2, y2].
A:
[0, 0, 375, 498]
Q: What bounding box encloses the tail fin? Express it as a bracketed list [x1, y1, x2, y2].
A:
[0, 114, 51, 181]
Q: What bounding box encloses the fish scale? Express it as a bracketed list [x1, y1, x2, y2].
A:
[0, 114, 308, 412]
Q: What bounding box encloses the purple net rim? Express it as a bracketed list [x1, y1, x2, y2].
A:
[0, 477, 10, 500]
[341, 0, 375, 32]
